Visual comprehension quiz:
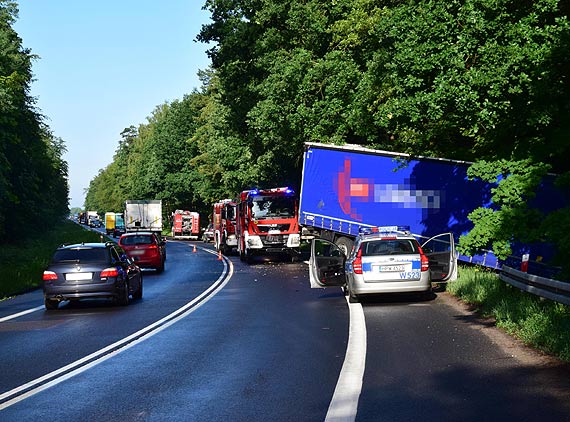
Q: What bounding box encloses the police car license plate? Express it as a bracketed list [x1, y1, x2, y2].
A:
[379, 264, 406, 272]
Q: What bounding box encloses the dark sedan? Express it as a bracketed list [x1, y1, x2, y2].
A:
[42, 242, 143, 310]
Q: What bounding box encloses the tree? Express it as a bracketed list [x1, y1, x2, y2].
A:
[0, 1, 69, 241]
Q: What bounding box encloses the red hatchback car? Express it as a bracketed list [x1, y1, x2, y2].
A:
[119, 232, 166, 272]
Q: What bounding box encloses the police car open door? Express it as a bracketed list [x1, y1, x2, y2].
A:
[308, 239, 346, 288]
[421, 233, 457, 282]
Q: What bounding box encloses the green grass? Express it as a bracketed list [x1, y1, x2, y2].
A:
[0, 220, 104, 300]
[447, 264, 570, 362]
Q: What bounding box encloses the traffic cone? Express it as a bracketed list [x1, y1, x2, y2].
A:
[217, 250, 222, 260]
[193, 244, 197, 253]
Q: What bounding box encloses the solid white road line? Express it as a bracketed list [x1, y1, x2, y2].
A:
[0, 249, 233, 410]
[0, 305, 45, 323]
[325, 297, 367, 422]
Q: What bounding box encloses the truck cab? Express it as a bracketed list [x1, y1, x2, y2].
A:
[235, 187, 301, 263]
[213, 199, 237, 254]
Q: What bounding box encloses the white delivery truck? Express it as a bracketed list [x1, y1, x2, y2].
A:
[124, 200, 163, 234]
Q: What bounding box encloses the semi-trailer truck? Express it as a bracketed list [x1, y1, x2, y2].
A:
[124, 200, 162, 234]
[298, 142, 561, 271]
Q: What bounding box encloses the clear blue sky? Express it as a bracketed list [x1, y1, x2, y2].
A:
[13, 1, 212, 209]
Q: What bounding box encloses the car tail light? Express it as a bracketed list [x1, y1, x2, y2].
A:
[418, 246, 429, 272]
[353, 248, 363, 274]
[101, 268, 119, 278]
[43, 271, 58, 281]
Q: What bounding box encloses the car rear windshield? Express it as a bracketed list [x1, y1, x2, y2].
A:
[51, 248, 108, 263]
[121, 235, 154, 246]
[361, 239, 419, 256]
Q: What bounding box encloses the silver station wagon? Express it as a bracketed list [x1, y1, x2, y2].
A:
[308, 226, 457, 302]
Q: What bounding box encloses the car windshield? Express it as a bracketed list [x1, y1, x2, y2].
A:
[361, 239, 419, 256]
[250, 196, 295, 219]
[52, 248, 108, 263]
[121, 235, 153, 246]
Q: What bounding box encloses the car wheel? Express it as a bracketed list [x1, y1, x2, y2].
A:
[116, 281, 130, 306]
[44, 298, 59, 310]
[132, 276, 143, 300]
[156, 261, 165, 273]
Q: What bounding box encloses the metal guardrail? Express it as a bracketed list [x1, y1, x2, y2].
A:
[499, 266, 570, 306]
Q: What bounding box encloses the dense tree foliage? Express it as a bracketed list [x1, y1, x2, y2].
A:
[0, 1, 69, 243]
[84, 92, 217, 220]
[81, 1, 570, 273]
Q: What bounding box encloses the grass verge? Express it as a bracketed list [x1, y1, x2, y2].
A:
[0, 220, 104, 300]
[447, 264, 570, 362]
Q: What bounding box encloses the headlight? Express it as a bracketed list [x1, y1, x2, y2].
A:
[246, 235, 263, 248]
[287, 234, 301, 247]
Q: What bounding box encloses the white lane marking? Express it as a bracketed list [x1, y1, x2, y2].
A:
[0, 249, 232, 410]
[325, 297, 367, 422]
[0, 243, 209, 323]
[0, 306, 45, 323]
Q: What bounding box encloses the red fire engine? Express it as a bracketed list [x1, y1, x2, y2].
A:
[235, 187, 300, 263]
[172, 210, 200, 239]
[213, 199, 237, 254]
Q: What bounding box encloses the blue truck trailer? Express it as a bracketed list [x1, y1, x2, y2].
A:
[298, 142, 560, 270]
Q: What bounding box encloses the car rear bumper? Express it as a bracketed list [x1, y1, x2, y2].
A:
[44, 281, 121, 300]
[350, 277, 431, 295]
[129, 257, 162, 268]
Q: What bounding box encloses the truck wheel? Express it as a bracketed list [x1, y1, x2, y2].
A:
[238, 239, 245, 261]
[221, 243, 229, 255]
[335, 237, 354, 256]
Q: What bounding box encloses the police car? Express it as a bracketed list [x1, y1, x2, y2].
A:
[308, 226, 457, 302]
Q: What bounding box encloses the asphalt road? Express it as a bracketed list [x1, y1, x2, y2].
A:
[0, 239, 569, 421]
